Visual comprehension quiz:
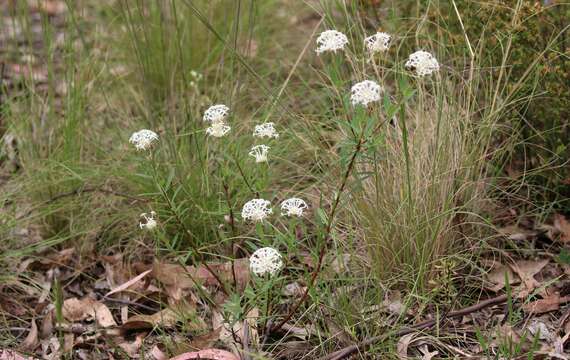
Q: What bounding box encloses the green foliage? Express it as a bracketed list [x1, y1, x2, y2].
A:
[381, 0, 570, 210]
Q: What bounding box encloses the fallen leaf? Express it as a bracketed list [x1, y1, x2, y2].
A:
[522, 294, 570, 314]
[106, 269, 152, 296]
[526, 319, 554, 341]
[118, 332, 146, 358]
[497, 225, 537, 242]
[28, 248, 75, 271]
[419, 345, 439, 360]
[126, 303, 206, 332]
[212, 307, 259, 351]
[326, 317, 353, 346]
[554, 214, 570, 243]
[485, 262, 519, 292]
[397, 333, 416, 359]
[188, 328, 222, 351]
[152, 259, 250, 293]
[20, 319, 38, 351]
[62, 297, 117, 327]
[151, 345, 168, 360]
[283, 282, 305, 297]
[168, 349, 239, 360]
[281, 323, 314, 340]
[383, 290, 406, 315]
[509, 259, 549, 291]
[40, 310, 54, 338]
[0, 349, 38, 360]
[330, 254, 352, 273]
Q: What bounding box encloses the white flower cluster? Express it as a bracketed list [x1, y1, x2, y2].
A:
[405, 50, 440, 76]
[249, 247, 283, 276]
[364, 32, 391, 53]
[129, 129, 159, 151]
[280, 198, 308, 217]
[139, 211, 157, 230]
[249, 144, 270, 163]
[241, 197, 308, 223]
[241, 198, 273, 222]
[315, 29, 439, 78]
[203, 104, 229, 123]
[351, 80, 382, 107]
[206, 122, 231, 138]
[204, 104, 231, 138]
[316, 30, 349, 54]
[253, 122, 279, 139]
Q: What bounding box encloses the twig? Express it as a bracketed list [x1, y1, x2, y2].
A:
[319, 294, 508, 360]
[270, 135, 366, 334]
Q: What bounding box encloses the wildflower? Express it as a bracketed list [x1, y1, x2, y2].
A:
[139, 211, 157, 230]
[189, 70, 202, 89]
[190, 70, 203, 81]
[280, 198, 308, 217]
[350, 80, 382, 107]
[405, 50, 440, 76]
[316, 30, 348, 54]
[241, 198, 272, 222]
[253, 122, 279, 139]
[206, 122, 231, 137]
[249, 144, 270, 163]
[249, 247, 283, 276]
[364, 32, 391, 53]
[203, 104, 230, 124]
[129, 129, 159, 151]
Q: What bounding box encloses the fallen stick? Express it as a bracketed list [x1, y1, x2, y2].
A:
[319, 294, 508, 360]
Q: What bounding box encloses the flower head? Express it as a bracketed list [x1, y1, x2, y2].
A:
[241, 198, 272, 222]
[316, 30, 348, 54]
[364, 32, 391, 53]
[249, 144, 270, 163]
[139, 211, 157, 230]
[405, 50, 440, 76]
[249, 247, 283, 276]
[280, 198, 308, 217]
[203, 104, 230, 124]
[190, 70, 203, 81]
[206, 122, 231, 138]
[253, 122, 279, 139]
[350, 80, 382, 107]
[129, 129, 159, 151]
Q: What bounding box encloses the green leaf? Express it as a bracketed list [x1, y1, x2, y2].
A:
[557, 248, 570, 265]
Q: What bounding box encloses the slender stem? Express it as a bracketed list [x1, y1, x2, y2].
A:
[222, 181, 238, 290]
[399, 104, 414, 207]
[150, 153, 229, 295]
[270, 134, 366, 333]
